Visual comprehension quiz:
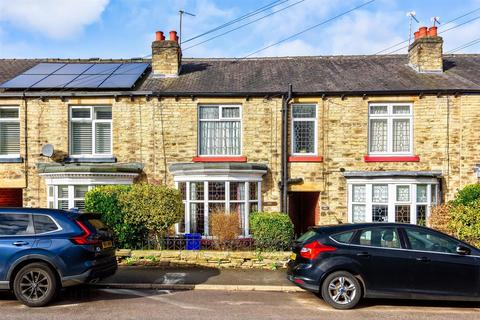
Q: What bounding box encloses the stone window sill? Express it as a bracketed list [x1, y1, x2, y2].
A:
[0, 156, 23, 163]
[364, 155, 420, 162]
[288, 156, 323, 163]
[192, 156, 248, 163]
[64, 156, 117, 163]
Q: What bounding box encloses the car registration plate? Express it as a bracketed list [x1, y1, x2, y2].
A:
[290, 253, 297, 260]
[102, 241, 112, 249]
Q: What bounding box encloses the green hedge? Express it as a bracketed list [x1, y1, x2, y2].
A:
[449, 200, 480, 247]
[451, 183, 480, 206]
[85, 185, 147, 249]
[250, 212, 294, 251]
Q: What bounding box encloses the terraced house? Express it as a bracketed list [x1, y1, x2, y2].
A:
[0, 26, 479, 237]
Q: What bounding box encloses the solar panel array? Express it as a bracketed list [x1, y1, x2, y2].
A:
[0, 62, 150, 89]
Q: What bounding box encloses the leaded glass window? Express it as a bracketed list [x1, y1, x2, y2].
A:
[395, 205, 410, 223]
[372, 185, 388, 203]
[292, 105, 317, 155]
[396, 185, 410, 202]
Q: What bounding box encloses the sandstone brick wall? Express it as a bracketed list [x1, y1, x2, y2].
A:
[408, 36, 443, 72]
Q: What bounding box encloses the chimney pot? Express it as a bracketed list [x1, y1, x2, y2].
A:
[418, 26, 428, 38]
[155, 31, 165, 41]
[427, 26, 437, 37]
[414, 31, 420, 41]
[169, 31, 178, 42]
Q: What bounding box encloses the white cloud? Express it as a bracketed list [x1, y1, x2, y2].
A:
[0, 0, 109, 39]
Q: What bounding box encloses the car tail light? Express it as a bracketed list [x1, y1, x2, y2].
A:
[300, 241, 336, 260]
[70, 220, 100, 245]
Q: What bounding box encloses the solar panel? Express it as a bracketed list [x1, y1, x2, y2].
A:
[0, 62, 150, 89]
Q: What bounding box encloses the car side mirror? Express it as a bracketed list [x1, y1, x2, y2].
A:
[456, 245, 471, 255]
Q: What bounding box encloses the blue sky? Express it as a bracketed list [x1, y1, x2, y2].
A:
[1, 0, 480, 59]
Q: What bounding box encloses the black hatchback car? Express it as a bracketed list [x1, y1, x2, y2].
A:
[287, 223, 480, 309]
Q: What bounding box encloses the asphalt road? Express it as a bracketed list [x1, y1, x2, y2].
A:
[1, 287, 480, 320]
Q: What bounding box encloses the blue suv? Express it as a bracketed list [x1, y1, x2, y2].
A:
[0, 208, 117, 307]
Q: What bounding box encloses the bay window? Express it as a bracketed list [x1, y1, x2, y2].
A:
[47, 185, 93, 210]
[291, 104, 317, 155]
[198, 105, 241, 156]
[70, 106, 112, 156]
[368, 103, 413, 155]
[0, 107, 20, 157]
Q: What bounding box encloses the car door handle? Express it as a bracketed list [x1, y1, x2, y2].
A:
[12, 241, 29, 246]
[356, 252, 370, 258]
[415, 257, 430, 262]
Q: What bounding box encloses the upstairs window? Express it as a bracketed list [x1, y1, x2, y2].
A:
[0, 107, 20, 157]
[368, 103, 413, 155]
[198, 105, 241, 156]
[292, 105, 317, 155]
[70, 106, 112, 156]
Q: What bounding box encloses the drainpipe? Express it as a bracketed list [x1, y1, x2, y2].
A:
[280, 84, 293, 213]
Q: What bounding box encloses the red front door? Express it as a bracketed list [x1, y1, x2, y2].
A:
[0, 188, 23, 207]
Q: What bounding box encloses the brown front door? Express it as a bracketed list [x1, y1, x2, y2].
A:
[0, 188, 23, 207]
[288, 192, 319, 237]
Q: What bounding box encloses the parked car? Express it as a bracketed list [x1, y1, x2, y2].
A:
[287, 223, 480, 309]
[0, 208, 117, 307]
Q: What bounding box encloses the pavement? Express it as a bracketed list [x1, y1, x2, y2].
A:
[1, 287, 479, 320]
[96, 266, 301, 291]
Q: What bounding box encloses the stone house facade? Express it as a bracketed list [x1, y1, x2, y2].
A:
[1, 27, 479, 237]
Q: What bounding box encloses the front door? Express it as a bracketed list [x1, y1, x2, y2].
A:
[402, 226, 479, 297]
[0, 189, 23, 207]
[0, 213, 35, 281]
[288, 192, 319, 237]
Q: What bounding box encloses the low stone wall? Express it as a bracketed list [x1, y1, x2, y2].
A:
[116, 250, 292, 269]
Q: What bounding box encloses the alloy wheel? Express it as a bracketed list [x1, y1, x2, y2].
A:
[327, 276, 357, 305]
[19, 269, 50, 302]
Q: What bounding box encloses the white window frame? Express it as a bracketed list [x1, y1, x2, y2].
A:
[197, 104, 242, 157]
[291, 104, 318, 156]
[69, 105, 113, 157]
[347, 178, 439, 225]
[48, 185, 94, 210]
[0, 106, 20, 158]
[368, 102, 413, 156]
[175, 179, 262, 237]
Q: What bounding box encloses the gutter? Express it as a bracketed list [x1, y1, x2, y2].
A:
[280, 84, 293, 214]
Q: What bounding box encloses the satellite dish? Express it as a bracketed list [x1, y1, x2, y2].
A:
[41, 144, 55, 157]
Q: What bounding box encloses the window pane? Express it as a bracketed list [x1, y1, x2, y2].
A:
[74, 185, 88, 198]
[249, 182, 258, 201]
[199, 106, 219, 119]
[178, 203, 186, 233]
[71, 108, 91, 119]
[431, 185, 438, 204]
[0, 214, 32, 235]
[369, 105, 388, 114]
[199, 120, 240, 155]
[369, 119, 387, 152]
[58, 185, 69, 198]
[417, 185, 428, 202]
[396, 185, 410, 202]
[395, 205, 410, 223]
[292, 105, 316, 118]
[356, 227, 400, 248]
[208, 203, 225, 215]
[405, 228, 459, 253]
[74, 200, 85, 210]
[230, 203, 245, 234]
[372, 185, 388, 203]
[222, 107, 240, 118]
[34, 215, 58, 234]
[190, 182, 204, 200]
[0, 122, 20, 155]
[178, 182, 187, 200]
[58, 200, 69, 210]
[293, 120, 315, 154]
[190, 203, 205, 234]
[416, 205, 427, 226]
[0, 108, 19, 118]
[331, 231, 355, 244]
[208, 182, 225, 201]
[230, 182, 245, 200]
[352, 185, 366, 203]
[393, 119, 410, 152]
[94, 107, 112, 120]
[71, 122, 92, 154]
[372, 205, 388, 222]
[392, 105, 411, 114]
[95, 122, 111, 154]
[352, 204, 366, 222]
[249, 202, 258, 213]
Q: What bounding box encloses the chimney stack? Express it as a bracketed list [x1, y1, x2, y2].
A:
[408, 25, 443, 73]
[151, 30, 181, 77]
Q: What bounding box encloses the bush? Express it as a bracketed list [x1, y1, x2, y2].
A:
[428, 204, 453, 236]
[449, 201, 480, 247]
[85, 185, 147, 249]
[210, 212, 241, 250]
[120, 184, 184, 242]
[250, 212, 294, 251]
[451, 183, 480, 206]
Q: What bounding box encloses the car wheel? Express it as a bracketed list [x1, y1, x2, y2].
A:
[13, 262, 58, 307]
[321, 271, 362, 310]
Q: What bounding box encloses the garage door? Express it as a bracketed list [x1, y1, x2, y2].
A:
[0, 188, 23, 207]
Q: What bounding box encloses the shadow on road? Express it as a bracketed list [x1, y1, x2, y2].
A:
[357, 298, 480, 309]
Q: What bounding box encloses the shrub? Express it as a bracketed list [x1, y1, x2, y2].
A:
[449, 201, 480, 247]
[428, 204, 453, 236]
[120, 184, 184, 243]
[85, 185, 147, 249]
[250, 212, 294, 251]
[451, 183, 480, 206]
[210, 212, 241, 250]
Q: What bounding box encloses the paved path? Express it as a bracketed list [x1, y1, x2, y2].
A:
[1, 287, 479, 320]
